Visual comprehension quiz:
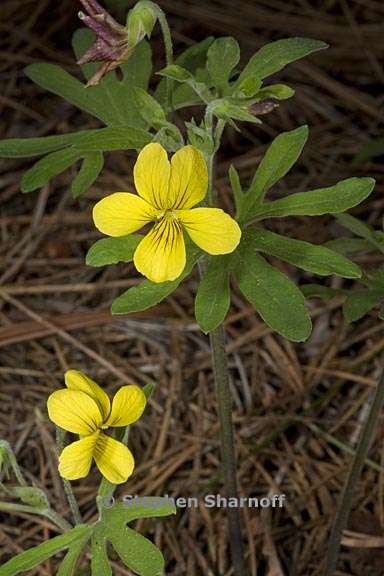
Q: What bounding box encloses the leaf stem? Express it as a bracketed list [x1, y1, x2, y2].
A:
[322, 367, 384, 575]
[56, 428, 82, 525]
[0, 501, 72, 532]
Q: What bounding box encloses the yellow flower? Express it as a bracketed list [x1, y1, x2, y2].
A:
[47, 370, 146, 484]
[93, 143, 242, 283]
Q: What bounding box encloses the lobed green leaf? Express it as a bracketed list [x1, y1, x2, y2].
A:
[246, 177, 375, 223]
[0, 525, 91, 576]
[240, 125, 308, 218]
[248, 228, 361, 278]
[233, 230, 312, 341]
[21, 148, 83, 193]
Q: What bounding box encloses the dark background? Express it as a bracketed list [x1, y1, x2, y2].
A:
[0, 1, 383, 574]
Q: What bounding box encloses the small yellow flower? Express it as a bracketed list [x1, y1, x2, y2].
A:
[93, 143, 242, 283]
[47, 370, 146, 484]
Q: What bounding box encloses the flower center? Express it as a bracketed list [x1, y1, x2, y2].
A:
[157, 209, 177, 223]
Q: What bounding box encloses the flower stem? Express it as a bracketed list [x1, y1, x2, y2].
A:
[209, 325, 247, 575]
[322, 367, 384, 575]
[56, 428, 82, 525]
[154, 6, 173, 111]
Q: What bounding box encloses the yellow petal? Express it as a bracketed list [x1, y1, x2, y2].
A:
[94, 432, 135, 484]
[65, 370, 111, 422]
[47, 389, 103, 435]
[169, 145, 208, 209]
[93, 192, 157, 237]
[58, 433, 99, 481]
[133, 143, 171, 209]
[133, 217, 186, 283]
[177, 207, 241, 254]
[105, 385, 146, 427]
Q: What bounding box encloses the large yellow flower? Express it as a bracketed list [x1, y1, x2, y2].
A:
[47, 370, 146, 484]
[93, 143, 241, 283]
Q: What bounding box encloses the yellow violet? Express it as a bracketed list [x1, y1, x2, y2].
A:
[47, 370, 146, 484]
[93, 143, 242, 283]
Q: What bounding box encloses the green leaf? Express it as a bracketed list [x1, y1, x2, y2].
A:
[336, 213, 384, 252]
[0, 525, 91, 576]
[11, 487, 49, 510]
[71, 152, 104, 197]
[232, 76, 262, 98]
[238, 37, 328, 84]
[155, 37, 214, 109]
[57, 530, 91, 576]
[111, 245, 201, 314]
[91, 531, 112, 576]
[158, 66, 212, 104]
[301, 283, 342, 302]
[195, 256, 231, 333]
[86, 235, 142, 267]
[73, 29, 153, 129]
[91, 500, 176, 576]
[325, 237, 375, 255]
[229, 164, 244, 215]
[352, 137, 384, 167]
[133, 87, 166, 128]
[246, 177, 375, 223]
[72, 127, 152, 151]
[25, 63, 117, 126]
[0, 132, 89, 159]
[207, 37, 240, 90]
[343, 289, 384, 323]
[255, 83, 295, 100]
[233, 231, 312, 341]
[248, 228, 361, 278]
[208, 99, 261, 124]
[240, 126, 308, 218]
[21, 148, 83, 193]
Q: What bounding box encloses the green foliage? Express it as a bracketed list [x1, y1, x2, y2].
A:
[0, 525, 92, 576]
[248, 228, 361, 278]
[0, 499, 176, 576]
[207, 37, 240, 91]
[86, 235, 142, 267]
[245, 177, 375, 223]
[236, 37, 328, 84]
[91, 500, 176, 576]
[239, 126, 309, 219]
[111, 245, 201, 314]
[195, 256, 231, 333]
[71, 152, 104, 198]
[233, 230, 312, 341]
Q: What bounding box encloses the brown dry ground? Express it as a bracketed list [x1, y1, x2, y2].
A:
[1, 0, 384, 574]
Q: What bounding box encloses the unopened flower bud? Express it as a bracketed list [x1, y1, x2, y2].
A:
[77, 0, 132, 86]
[249, 99, 279, 116]
[126, 1, 158, 47]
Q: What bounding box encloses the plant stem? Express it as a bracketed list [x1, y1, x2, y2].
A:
[56, 428, 82, 525]
[209, 325, 247, 575]
[0, 501, 72, 532]
[154, 6, 173, 111]
[322, 367, 384, 575]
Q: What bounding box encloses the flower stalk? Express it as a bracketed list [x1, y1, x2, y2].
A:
[209, 325, 247, 576]
[322, 365, 384, 575]
[203, 121, 247, 575]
